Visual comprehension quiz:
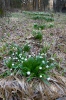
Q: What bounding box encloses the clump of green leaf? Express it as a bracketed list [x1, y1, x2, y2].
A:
[40, 43, 50, 54]
[48, 23, 54, 28]
[3, 44, 57, 84]
[23, 44, 31, 52]
[32, 30, 43, 40]
[34, 23, 46, 30]
[32, 15, 54, 22]
[23, 11, 51, 16]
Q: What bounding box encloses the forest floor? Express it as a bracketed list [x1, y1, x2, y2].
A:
[0, 11, 66, 100]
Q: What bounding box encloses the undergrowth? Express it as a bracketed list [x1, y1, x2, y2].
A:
[1, 43, 58, 84]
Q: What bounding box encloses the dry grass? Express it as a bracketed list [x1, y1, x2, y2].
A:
[0, 73, 66, 100]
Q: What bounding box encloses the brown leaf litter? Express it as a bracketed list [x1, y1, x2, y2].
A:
[0, 73, 66, 100]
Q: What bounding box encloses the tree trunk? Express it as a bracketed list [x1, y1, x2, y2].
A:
[0, 0, 5, 17]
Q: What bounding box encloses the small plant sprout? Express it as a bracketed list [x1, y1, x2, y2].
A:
[32, 30, 43, 41]
[23, 44, 31, 52]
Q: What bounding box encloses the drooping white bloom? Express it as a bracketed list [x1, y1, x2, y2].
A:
[25, 58, 27, 61]
[51, 57, 54, 61]
[47, 61, 49, 63]
[41, 53, 44, 56]
[42, 60, 45, 64]
[19, 54, 22, 57]
[4, 57, 6, 59]
[10, 68, 12, 71]
[27, 71, 30, 75]
[46, 65, 49, 68]
[29, 55, 31, 58]
[13, 47, 15, 49]
[40, 75, 42, 78]
[21, 57, 24, 60]
[13, 58, 16, 60]
[15, 57, 18, 60]
[12, 63, 14, 66]
[44, 54, 46, 56]
[47, 77, 51, 81]
[9, 57, 11, 59]
[10, 73, 13, 76]
[16, 52, 18, 54]
[39, 67, 42, 70]
[12, 53, 14, 56]
[39, 56, 43, 58]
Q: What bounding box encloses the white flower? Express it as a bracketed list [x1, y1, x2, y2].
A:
[16, 52, 18, 54]
[21, 57, 24, 60]
[19, 54, 22, 57]
[13, 58, 16, 60]
[51, 63, 54, 66]
[46, 65, 49, 68]
[19, 56, 21, 58]
[42, 60, 45, 64]
[47, 77, 51, 81]
[15, 47, 17, 50]
[40, 75, 42, 78]
[4, 57, 6, 59]
[38, 53, 40, 55]
[25, 58, 27, 61]
[44, 54, 46, 56]
[39, 67, 42, 70]
[27, 71, 30, 75]
[51, 57, 54, 61]
[12, 63, 14, 66]
[12, 53, 14, 56]
[10, 73, 13, 76]
[39, 56, 43, 58]
[15, 57, 18, 60]
[41, 53, 44, 56]
[47, 61, 49, 63]
[10, 68, 12, 71]
[29, 55, 31, 58]
[9, 57, 11, 59]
